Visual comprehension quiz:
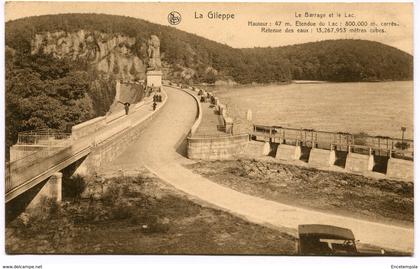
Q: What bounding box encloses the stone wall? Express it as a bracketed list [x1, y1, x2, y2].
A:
[10, 145, 44, 162]
[386, 158, 413, 182]
[275, 144, 301, 161]
[345, 152, 374, 172]
[147, 71, 163, 88]
[308, 148, 336, 167]
[187, 134, 250, 160]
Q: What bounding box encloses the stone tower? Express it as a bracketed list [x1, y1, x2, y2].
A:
[146, 35, 162, 88]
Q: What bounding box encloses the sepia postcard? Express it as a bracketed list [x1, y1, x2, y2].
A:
[2, 1, 416, 268]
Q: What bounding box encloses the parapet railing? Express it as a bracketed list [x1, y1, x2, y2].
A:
[17, 130, 71, 145]
[188, 133, 249, 140]
[252, 124, 413, 160]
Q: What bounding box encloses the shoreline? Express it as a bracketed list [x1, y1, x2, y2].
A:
[192, 79, 413, 90]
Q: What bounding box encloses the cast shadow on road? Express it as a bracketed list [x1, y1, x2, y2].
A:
[175, 132, 189, 157]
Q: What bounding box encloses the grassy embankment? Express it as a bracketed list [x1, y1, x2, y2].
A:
[185, 159, 413, 226]
[6, 168, 295, 254]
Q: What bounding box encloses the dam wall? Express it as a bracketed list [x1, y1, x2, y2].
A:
[179, 85, 412, 181]
[250, 125, 413, 181]
[247, 140, 412, 181]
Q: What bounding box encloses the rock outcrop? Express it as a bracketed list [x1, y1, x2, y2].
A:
[31, 30, 146, 81]
[146, 35, 162, 70]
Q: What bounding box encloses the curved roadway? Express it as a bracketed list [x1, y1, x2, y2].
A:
[105, 86, 413, 253]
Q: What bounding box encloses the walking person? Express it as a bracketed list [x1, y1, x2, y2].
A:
[152, 101, 157, 111]
[118, 101, 131, 115]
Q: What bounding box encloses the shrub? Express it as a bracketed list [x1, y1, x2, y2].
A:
[14, 197, 62, 236]
[110, 203, 134, 220]
[395, 141, 410, 150]
[47, 198, 61, 216]
[101, 183, 122, 205]
[136, 214, 170, 234]
[62, 175, 86, 201]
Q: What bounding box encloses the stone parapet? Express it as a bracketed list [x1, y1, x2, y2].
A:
[345, 152, 374, 172]
[187, 134, 249, 160]
[275, 144, 301, 161]
[262, 141, 271, 156]
[308, 148, 336, 167]
[72, 116, 107, 140]
[386, 158, 413, 181]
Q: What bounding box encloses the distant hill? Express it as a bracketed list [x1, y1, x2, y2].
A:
[5, 14, 413, 155]
[6, 13, 413, 84]
[242, 40, 413, 83]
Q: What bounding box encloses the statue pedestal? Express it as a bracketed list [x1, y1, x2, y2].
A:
[146, 70, 162, 88]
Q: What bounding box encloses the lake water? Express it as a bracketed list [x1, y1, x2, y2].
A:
[213, 81, 413, 139]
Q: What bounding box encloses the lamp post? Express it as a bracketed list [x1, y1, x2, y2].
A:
[401, 127, 406, 149]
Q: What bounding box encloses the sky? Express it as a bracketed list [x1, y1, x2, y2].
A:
[5, 2, 413, 53]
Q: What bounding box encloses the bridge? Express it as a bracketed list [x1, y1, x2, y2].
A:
[5, 83, 414, 253]
[5, 90, 167, 203]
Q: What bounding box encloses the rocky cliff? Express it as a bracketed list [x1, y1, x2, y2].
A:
[31, 30, 147, 81]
